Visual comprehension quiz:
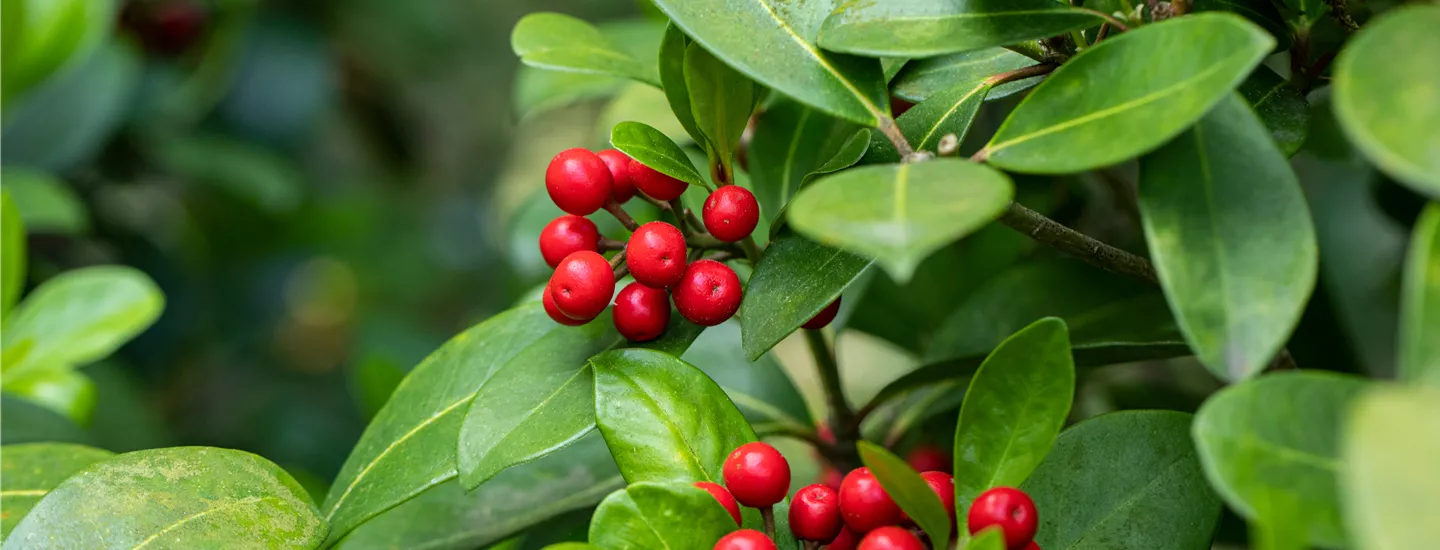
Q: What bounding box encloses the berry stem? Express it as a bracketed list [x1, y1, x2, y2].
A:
[739, 236, 763, 264]
[669, 199, 706, 235]
[806, 329, 861, 471]
[599, 237, 625, 251]
[608, 250, 626, 270]
[802, 542, 820, 550]
[702, 251, 735, 263]
[761, 506, 776, 540]
[604, 200, 640, 232]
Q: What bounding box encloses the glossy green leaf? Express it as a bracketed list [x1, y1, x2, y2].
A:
[648, 0, 889, 126]
[858, 441, 951, 544]
[892, 48, 1041, 103]
[3, 368, 96, 424]
[1138, 95, 1317, 382]
[511, 13, 659, 87]
[659, 24, 704, 147]
[983, 14, 1273, 174]
[817, 0, 1104, 58]
[683, 320, 813, 431]
[1238, 67, 1309, 156]
[1332, 5, 1440, 197]
[0, 443, 113, 539]
[1022, 411, 1221, 550]
[610, 121, 707, 188]
[6, 447, 325, 548]
[336, 433, 621, 550]
[1, 191, 24, 318]
[954, 318, 1073, 517]
[790, 159, 1012, 282]
[767, 128, 874, 239]
[1, 0, 112, 105]
[748, 97, 862, 217]
[1, 266, 163, 380]
[0, 168, 87, 235]
[685, 42, 755, 183]
[1192, 371, 1369, 548]
[867, 82, 991, 163]
[589, 483, 734, 549]
[739, 234, 871, 360]
[1400, 204, 1440, 386]
[1340, 386, 1440, 550]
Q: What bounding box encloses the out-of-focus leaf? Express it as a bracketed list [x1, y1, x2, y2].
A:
[1400, 205, 1440, 386]
[1340, 385, 1440, 550]
[596, 83, 692, 147]
[749, 97, 861, 225]
[684, 42, 755, 182]
[1192, 0, 1292, 50]
[682, 321, 812, 430]
[1238, 66, 1309, 156]
[1, 0, 113, 105]
[0, 168, 87, 235]
[891, 49, 1041, 103]
[1, 266, 164, 380]
[0, 395, 90, 446]
[1, 43, 141, 172]
[511, 13, 659, 87]
[158, 134, 305, 213]
[2, 369, 96, 425]
[0, 442, 114, 540]
[818, 0, 1103, 57]
[1, 190, 24, 318]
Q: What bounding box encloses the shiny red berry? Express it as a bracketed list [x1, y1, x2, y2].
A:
[543, 287, 589, 326]
[612, 282, 670, 341]
[828, 527, 860, 550]
[921, 471, 955, 527]
[702, 185, 760, 242]
[673, 260, 742, 326]
[548, 251, 615, 320]
[546, 148, 613, 215]
[722, 442, 791, 508]
[857, 526, 924, 550]
[905, 444, 952, 475]
[695, 481, 742, 526]
[539, 215, 600, 268]
[789, 484, 843, 543]
[803, 298, 843, 330]
[629, 158, 688, 201]
[967, 487, 1038, 550]
[625, 222, 687, 288]
[597, 149, 635, 203]
[714, 529, 777, 550]
[838, 467, 904, 534]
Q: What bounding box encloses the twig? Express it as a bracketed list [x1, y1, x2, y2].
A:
[599, 237, 625, 251]
[984, 64, 1056, 87]
[669, 199, 705, 235]
[1004, 41, 1049, 63]
[701, 250, 734, 263]
[1079, 8, 1130, 31]
[608, 250, 627, 270]
[1326, 0, 1360, 32]
[807, 330, 861, 471]
[604, 200, 639, 232]
[876, 117, 917, 160]
[1096, 22, 1113, 44]
[998, 202, 1158, 284]
[739, 236, 763, 264]
[761, 507, 776, 540]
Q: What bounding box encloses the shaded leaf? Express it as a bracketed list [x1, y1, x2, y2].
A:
[683, 320, 813, 431]
[0, 43, 141, 173]
[1238, 66, 1309, 156]
[892, 48, 1041, 103]
[158, 134, 304, 213]
[867, 81, 991, 163]
[0, 168, 87, 234]
[1192, 0, 1292, 51]
[511, 13, 659, 87]
[768, 128, 873, 239]
[818, 0, 1103, 58]
[685, 42, 756, 182]
[739, 234, 871, 360]
[1340, 385, 1440, 550]
[0, 396, 90, 446]
[1400, 204, 1440, 386]
[858, 441, 951, 544]
[0, 443, 113, 539]
[749, 98, 861, 218]
[2, 368, 96, 424]
[610, 121, 707, 187]
[658, 24, 704, 146]
[589, 483, 734, 549]
[1, 266, 164, 380]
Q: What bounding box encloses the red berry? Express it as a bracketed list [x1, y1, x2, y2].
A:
[722, 442, 791, 508]
[905, 444, 952, 475]
[838, 467, 904, 534]
[857, 526, 924, 550]
[597, 149, 636, 203]
[1025, 543, 1040, 550]
[967, 487, 1038, 550]
[543, 287, 589, 326]
[891, 96, 916, 117]
[694, 481, 742, 526]
[625, 222, 687, 288]
[702, 185, 760, 242]
[790, 484, 843, 543]
[539, 215, 600, 268]
[828, 527, 859, 550]
[629, 158, 688, 201]
[612, 282, 670, 341]
[546, 148, 613, 215]
[673, 260, 742, 326]
[803, 298, 843, 330]
[714, 529, 777, 550]
[819, 466, 844, 491]
[548, 251, 615, 320]
[921, 471, 956, 527]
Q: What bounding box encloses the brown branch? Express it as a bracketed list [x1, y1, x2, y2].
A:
[984, 64, 1056, 87]
[998, 201, 1158, 284]
[604, 200, 639, 232]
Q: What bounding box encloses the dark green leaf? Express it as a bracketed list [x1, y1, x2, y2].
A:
[0, 168, 87, 235]
[1192, 371, 1370, 548]
[1400, 204, 1440, 386]
[1, 191, 24, 318]
[685, 42, 755, 181]
[1332, 4, 1440, 197]
[789, 159, 1013, 281]
[954, 318, 1073, 518]
[649, 0, 890, 125]
[511, 13, 659, 87]
[748, 97, 861, 219]
[1022, 411, 1221, 550]
[610, 121, 707, 187]
[0, 443, 113, 539]
[982, 14, 1273, 174]
[6, 447, 325, 548]
[1238, 67, 1309, 156]
[891, 48, 1041, 103]
[1138, 94, 1317, 382]
[817, 0, 1103, 58]
[158, 134, 304, 213]
[867, 82, 991, 163]
[858, 441, 951, 544]
[1, 265, 164, 380]
[0, 396, 90, 446]
[768, 128, 872, 239]
[589, 483, 734, 549]
[1192, 0, 1292, 51]
[683, 320, 813, 431]
[659, 24, 704, 146]
[0, 43, 141, 172]
[739, 234, 871, 360]
[1340, 386, 1440, 550]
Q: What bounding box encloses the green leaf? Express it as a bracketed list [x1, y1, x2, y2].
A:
[1250, 489, 1309, 550]
[1237, 67, 1309, 156]
[610, 121, 708, 188]
[659, 24, 705, 147]
[589, 482, 734, 549]
[867, 82, 991, 163]
[891, 48, 1041, 103]
[1192, 0, 1292, 51]
[748, 97, 862, 219]
[1401, 204, 1440, 386]
[0, 43, 141, 173]
[819, 0, 1103, 57]
[1, 266, 163, 380]
[685, 42, 755, 183]
[1, 191, 24, 318]
[513, 19, 666, 118]
[0, 395, 90, 447]
[1, 0, 113, 105]
[6, 447, 325, 548]
[1332, 4, 1440, 197]
[965, 528, 1006, 550]
[789, 159, 1013, 282]
[1022, 411, 1221, 550]
[1340, 385, 1440, 550]
[0, 168, 87, 235]
[1192, 371, 1369, 548]
[648, 0, 889, 126]
[157, 135, 304, 214]
[2, 369, 96, 424]
[739, 234, 871, 360]
[0, 443, 113, 539]
[982, 13, 1273, 174]
[954, 318, 1073, 517]
[767, 128, 874, 239]
[858, 441, 951, 544]
[511, 12, 660, 87]
[336, 433, 622, 550]
[1138, 94, 1317, 382]
[682, 320, 813, 431]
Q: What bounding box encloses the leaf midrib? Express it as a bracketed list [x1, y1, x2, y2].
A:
[608, 367, 715, 482]
[846, 9, 1087, 25]
[915, 82, 988, 148]
[750, 0, 885, 122]
[131, 496, 291, 550]
[1058, 455, 1192, 549]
